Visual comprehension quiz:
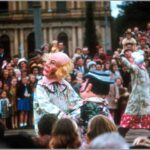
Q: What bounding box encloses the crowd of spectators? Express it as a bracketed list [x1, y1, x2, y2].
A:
[0, 22, 150, 148]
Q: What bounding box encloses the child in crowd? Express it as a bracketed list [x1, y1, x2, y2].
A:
[9, 77, 18, 129]
[28, 74, 37, 127]
[17, 76, 32, 128]
[0, 90, 10, 128]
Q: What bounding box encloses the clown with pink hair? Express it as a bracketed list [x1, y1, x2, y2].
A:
[33, 52, 82, 134]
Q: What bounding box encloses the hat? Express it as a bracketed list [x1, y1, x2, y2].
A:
[41, 43, 49, 49]
[139, 36, 146, 42]
[87, 61, 96, 69]
[37, 64, 43, 68]
[90, 70, 111, 76]
[125, 30, 132, 35]
[52, 40, 58, 44]
[17, 58, 27, 66]
[122, 38, 137, 46]
[84, 71, 114, 84]
[30, 63, 38, 68]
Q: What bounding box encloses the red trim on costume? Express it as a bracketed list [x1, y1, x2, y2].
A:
[120, 114, 150, 129]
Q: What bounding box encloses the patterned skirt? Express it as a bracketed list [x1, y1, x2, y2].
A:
[120, 113, 150, 128]
[17, 98, 30, 111]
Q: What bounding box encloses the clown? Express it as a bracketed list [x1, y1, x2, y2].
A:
[117, 49, 150, 137]
[33, 52, 81, 133]
[70, 71, 114, 133]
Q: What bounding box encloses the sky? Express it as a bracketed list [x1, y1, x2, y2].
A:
[111, 1, 123, 18]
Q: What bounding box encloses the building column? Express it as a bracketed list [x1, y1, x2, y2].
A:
[14, 29, 18, 55]
[13, 2, 17, 10]
[48, 28, 53, 44]
[48, 1, 51, 10]
[77, 1, 81, 8]
[72, 27, 76, 56]
[43, 28, 47, 43]
[19, 1, 22, 10]
[41, 1, 46, 10]
[19, 28, 25, 57]
[71, 1, 74, 8]
[77, 27, 82, 49]
[101, 27, 105, 47]
[10, 31, 14, 57]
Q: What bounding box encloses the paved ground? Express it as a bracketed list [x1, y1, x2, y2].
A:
[125, 129, 150, 144]
[5, 128, 150, 145]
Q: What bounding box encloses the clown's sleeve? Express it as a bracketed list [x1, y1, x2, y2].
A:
[34, 84, 65, 119]
[33, 84, 66, 134]
[120, 56, 138, 73]
[64, 80, 83, 110]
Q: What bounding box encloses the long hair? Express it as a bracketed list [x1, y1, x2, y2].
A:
[87, 115, 117, 142]
[49, 118, 81, 149]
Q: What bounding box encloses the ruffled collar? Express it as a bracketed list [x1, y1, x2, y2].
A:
[39, 76, 67, 93]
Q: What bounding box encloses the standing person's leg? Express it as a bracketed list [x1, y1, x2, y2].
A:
[15, 113, 18, 128]
[12, 115, 14, 129]
[19, 111, 24, 128]
[118, 127, 130, 137]
[24, 111, 28, 127]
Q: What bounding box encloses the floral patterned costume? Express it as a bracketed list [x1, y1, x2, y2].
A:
[34, 77, 81, 133]
[80, 97, 112, 129]
[120, 56, 150, 128]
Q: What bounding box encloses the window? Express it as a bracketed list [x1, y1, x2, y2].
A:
[0, 2, 8, 14]
[0, 35, 10, 58]
[56, 2, 67, 13]
[74, 2, 77, 9]
[28, 1, 33, 13]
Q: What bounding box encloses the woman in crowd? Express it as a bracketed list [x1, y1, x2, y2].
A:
[49, 118, 81, 149]
[9, 77, 18, 129]
[17, 76, 32, 128]
[81, 115, 117, 149]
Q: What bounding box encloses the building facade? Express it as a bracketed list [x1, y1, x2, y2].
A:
[0, 1, 111, 58]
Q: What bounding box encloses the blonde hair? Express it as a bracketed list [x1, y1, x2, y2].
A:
[51, 47, 59, 53]
[42, 53, 73, 81]
[55, 61, 73, 81]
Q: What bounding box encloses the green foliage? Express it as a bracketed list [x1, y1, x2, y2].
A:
[112, 1, 150, 49]
[84, 2, 98, 57]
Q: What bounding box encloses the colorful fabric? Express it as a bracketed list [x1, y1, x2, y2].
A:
[120, 56, 150, 129]
[0, 98, 9, 118]
[17, 98, 30, 111]
[33, 78, 81, 133]
[120, 114, 150, 128]
[79, 97, 112, 128]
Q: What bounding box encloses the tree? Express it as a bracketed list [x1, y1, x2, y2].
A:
[84, 2, 98, 57]
[112, 1, 150, 49]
